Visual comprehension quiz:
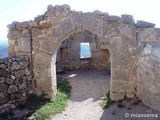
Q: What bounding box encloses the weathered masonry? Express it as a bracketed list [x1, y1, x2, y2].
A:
[6, 4, 160, 111]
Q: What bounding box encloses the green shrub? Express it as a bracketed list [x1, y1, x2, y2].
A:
[100, 91, 112, 109]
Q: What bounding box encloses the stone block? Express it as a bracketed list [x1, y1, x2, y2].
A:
[92, 52, 101, 59]
[35, 77, 56, 98]
[70, 11, 82, 28]
[16, 21, 29, 30]
[59, 18, 75, 35]
[0, 69, 10, 77]
[29, 21, 37, 27]
[111, 80, 135, 93]
[0, 77, 5, 83]
[53, 4, 70, 18]
[150, 47, 160, 63]
[25, 68, 31, 76]
[0, 84, 8, 104]
[110, 92, 125, 101]
[138, 28, 159, 42]
[7, 30, 21, 39]
[47, 4, 54, 11]
[15, 55, 29, 62]
[119, 25, 136, 39]
[32, 28, 43, 38]
[141, 94, 160, 111]
[90, 43, 97, 52]
[11, 61, 21, 70]
[14, 70, 25, 78]
[0, 64, 6, 69]
[6, 78, 13, 85]
[112, 68, 128, 81]
[121, 14, 135, 25]
[100, 44, 109, 49]
[112, 54, 135, 69]
[21, 29, 30, 37]
[8, 85, 18, 93]
[39, 20, 52, 29]
[34, 15, 44, 23]
[82, 13, 96, 31]
[8, 39, 15, 46]
[33, 52, 52, 67]
[109, 15, 121, 22]
[7, 21, 19, 30]
[141, 44, 153, 55]
[109, 37, 122, 56]
[136, 20, 155, 28]
[33, 68, 51, 78]
[18, 37, 31, 53]
[39, 40, 56, 55]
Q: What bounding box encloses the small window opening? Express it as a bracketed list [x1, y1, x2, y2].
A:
[80, 43, 91, 58]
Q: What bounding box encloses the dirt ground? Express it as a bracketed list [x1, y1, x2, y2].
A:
[51, 70, 160, 120]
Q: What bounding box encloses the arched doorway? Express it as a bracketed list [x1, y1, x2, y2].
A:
[56, 30, 111, 71]
[55, 29, 111, 106]
[8, 5, 137, 101]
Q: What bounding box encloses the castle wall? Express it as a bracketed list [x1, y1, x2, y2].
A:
[5, 4, 160, 111]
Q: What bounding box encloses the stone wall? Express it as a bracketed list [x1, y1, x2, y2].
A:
[137, 28, 160, 111]
[56, 30, 111, 71]
[7, 4, 138, 100]
[6, 4, 160, 111]
[0, 55, 32, 112]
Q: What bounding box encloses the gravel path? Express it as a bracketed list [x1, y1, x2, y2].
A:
[51, 70, 110, 120]
[51, 70, 160, 120]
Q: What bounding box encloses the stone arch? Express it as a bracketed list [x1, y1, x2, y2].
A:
[8, 4, 137, 101]
[50, 28, 110, 96]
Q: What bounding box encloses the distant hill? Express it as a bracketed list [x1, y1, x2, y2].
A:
[0, 40, 8, 58]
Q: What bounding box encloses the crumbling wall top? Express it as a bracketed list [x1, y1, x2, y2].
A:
[7, 4, 156, 32]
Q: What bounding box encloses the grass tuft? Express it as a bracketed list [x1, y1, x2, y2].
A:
[100, 91, 112, 109]
[29, 80, 71, 120]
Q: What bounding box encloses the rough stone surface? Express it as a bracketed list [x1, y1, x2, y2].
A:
[136, 20, 156, 28]
[0, 55, 32, 112]
[121, 14, 135, 25]
[6, 4, 160, 112]
[56, 30, 111, 70]
[137, 28, 160, 111]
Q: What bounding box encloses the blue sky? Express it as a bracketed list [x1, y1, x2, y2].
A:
[0, 0, 160, 41]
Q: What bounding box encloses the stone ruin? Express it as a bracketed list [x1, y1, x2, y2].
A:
[0, 4, 160, 111]
[0, 55, 32, 112]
